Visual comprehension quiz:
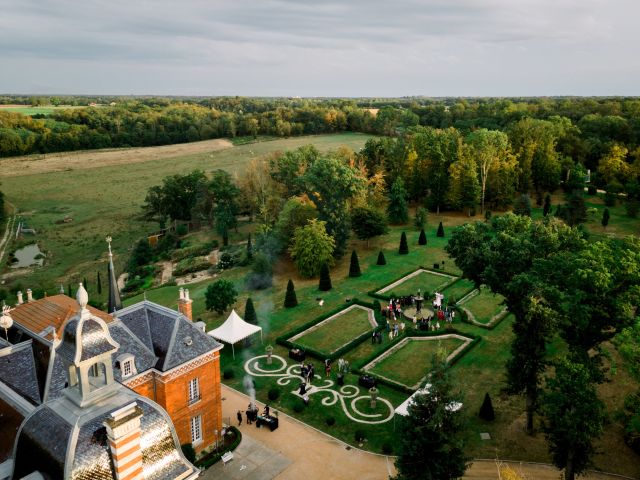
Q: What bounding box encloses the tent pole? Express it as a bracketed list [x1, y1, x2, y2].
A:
[232, 343, 235, 359]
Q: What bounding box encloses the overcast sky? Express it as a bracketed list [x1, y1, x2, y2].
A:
[0, 0, 638, 97]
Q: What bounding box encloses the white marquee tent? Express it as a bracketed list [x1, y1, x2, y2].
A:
[207, 309, 262, 358]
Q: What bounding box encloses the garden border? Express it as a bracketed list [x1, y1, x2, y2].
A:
[368, 266, 460, 301]
[456, 287, 510, 330]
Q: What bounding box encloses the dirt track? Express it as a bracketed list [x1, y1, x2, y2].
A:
[0, 138, 233, 177]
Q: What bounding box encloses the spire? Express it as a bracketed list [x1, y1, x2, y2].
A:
[106, 236, 122, 314]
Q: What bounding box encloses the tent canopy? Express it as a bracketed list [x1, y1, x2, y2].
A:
[394, 384, 462, 417]
[207, 309, 262, 357]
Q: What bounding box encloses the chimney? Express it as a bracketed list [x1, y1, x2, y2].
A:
[104, 402, 144, 480]
[27, 289, 33, 302]
[17, 291, 23, 305]
[177, 288, 193, 321]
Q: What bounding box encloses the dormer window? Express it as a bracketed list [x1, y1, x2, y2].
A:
[116, 353, 137, 379]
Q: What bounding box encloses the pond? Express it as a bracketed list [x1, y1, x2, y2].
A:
[11, 244, 45, 268]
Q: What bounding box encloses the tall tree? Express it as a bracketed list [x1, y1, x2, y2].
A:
[447, 149, 480, 216]
[543, 193, 552, 217]
[399, 232, 409, 255]
[465, 129, 515, 213]
[289, 219, 335, 278]
[204, 279, 238, 314]
[143, 170, 208, 222]
[210, 169, 240, 246]
[394, 356, 468, 480]
[446, 215, 584, 433]
[541, 358, 605, 480]
[244, 297, 258, 325]
[319, 263, 332, 291]
[387, 177, 409, 224]
[351, 206, 388, 247]
[303, 155, 365, 257]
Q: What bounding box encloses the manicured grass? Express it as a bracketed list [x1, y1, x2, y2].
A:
[459, 288, 505, 324]
[1, 133, 373, 295]
[292, 306, 374, 355]
[367, 336, 467, 389]
[442, 278, 476, 304]
[378, 269, 456, 296]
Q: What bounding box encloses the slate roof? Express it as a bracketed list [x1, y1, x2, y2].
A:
[108, 321, 157, 382]
[0, 396, 24, 463]
[0, 341, 42, 406]
[12, 391, 196, 480]
[117, 301, 221, 372]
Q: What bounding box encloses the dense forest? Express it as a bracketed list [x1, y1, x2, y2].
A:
[1, 96, 640, 174]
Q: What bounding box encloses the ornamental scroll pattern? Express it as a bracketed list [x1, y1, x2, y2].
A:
[244, 354, 394, 425]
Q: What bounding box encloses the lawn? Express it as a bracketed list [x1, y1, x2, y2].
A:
[290, 305, 375, 355]
[442, 278, 476, 304]
[1, 133, 373, 296]
[365, 336, 469, 389]
[377, 269, 456, 297]
[458, 287, 506, 324]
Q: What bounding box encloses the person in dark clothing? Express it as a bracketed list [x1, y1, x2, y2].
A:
[237, 410, 242, 426]
[264, 404, 270, 417]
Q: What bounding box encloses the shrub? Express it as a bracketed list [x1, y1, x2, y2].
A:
[354, 429, 365, 442]
[284, 279, 298, 308]
[414, 206, 427, 229]
[479, 392, 495, 421]
[181, 443, 196, 463]
[223, 368, 235, 380]
[325, 416, 336, 426]
[176, 224, 188, 236]
[319, 263, 332, 291]
[381, 443, 393, 455]
[349, 250, 361, 277]
[172, 241, 217, 261]
[217, 251, 235, 270]
[293, 402, 304, 413]
[418, 228, 427, 245]
[398, 232, 409, 255]
[587, 185, 598, 195]
[436, 221, 445, 237]
[513, 194, 532, 217]
[376, 251, 386, 265]
[244, 298, 258, 325]
[173, 256, 211, 276]
[268, 388, 280, 401]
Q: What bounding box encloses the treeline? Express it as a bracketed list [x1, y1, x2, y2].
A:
[1, 96, 640, 166]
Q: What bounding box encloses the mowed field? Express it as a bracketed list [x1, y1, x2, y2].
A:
[0, 105, 86, 116]
[0, 133, 374, 290]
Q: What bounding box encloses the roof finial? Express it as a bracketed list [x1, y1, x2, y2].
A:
[106, 236, 122, 314]
[106, 235, 113, 258]
[76, 283, 89, 311]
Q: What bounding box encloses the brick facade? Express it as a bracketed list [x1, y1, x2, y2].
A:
[126, 351, 222, 452]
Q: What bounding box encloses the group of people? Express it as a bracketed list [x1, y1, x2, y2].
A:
[300, 362, 315, 384]
[237, 403, 274, 426]
[416, 305, 455, 331]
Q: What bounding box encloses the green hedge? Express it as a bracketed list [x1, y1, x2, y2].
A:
[351, 328, 481, 394]
[195, 426, 242, 469]
[173, 256, 212, 276]
[276, 299, 384, 362]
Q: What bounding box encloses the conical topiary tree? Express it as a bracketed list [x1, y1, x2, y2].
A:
[349, 250, 361, 277]
[436, 221, 445, 238]
[284, 279, 298, 308]
[319, 263, 332, 291]
[244, 297, 257, 325]
[399, 232, 409, 255]
[602, 208, 610, 229]
[246, 233, 253, 260]
[479, 392, 495, 421]
[418, 228, 427, 245]
[377, 251, 386, 266]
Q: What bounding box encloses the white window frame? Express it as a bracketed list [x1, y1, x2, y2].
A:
[123, 360, 132, 378]
[188, 377, 200, 404]
[190, 415, 202, 445]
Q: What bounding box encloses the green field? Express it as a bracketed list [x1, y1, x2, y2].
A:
[367, 336, 467, 389]
[378, 269, 456, 297]
[292, 306, 374, 355]
[459, 288, 505, 324]
[1, 133, 373, 293]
